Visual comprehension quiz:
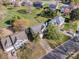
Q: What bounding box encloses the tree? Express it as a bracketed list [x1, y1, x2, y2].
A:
[41, 7, 57, 18]
[61, 0, 72, 4]
[72, 0, 79, 5]
[0, 28, 13, 38]
[70, 8, 79, 20]
[45, 24, 63, 40]
[12, 19, 31, 31]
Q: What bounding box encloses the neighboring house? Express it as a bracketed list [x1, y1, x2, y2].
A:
[17, 0, 32, 6]
[0, 30, 29, 52]
[60, 4, 71, 14]
[33, 1, 42, 8]
[50, 16, 65, 26]
[10, 0, 17, 5]
[49, 4, 56, 11]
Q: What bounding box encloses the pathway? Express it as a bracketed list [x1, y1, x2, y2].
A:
[39, 39, 53, 53]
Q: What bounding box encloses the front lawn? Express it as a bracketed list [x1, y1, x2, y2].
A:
[0, 6, 48, 28]
[64, 20, 78, 32]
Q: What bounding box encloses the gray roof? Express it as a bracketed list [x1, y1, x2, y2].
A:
[31, 23, 43, 33]
[0, 30, 28, 52]
[1, 37, 12, 51]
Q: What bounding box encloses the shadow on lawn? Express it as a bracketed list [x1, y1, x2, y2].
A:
[17, 9, 28, 14]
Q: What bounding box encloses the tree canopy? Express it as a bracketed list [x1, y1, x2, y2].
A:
[70, 8, 79, 20]
[45, 24, 64, 40]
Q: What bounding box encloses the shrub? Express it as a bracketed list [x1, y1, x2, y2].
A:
[12, 19, 31, 31]
[17, 9, 27, 14]
[41, 7, 57, 18]
[61, 0, 71, 4]
[44, 24, 65, 40]
[70, 8, 79, 20]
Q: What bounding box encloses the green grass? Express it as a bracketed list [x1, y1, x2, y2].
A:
[64, 21, 78, 32]
[47, 21, 78, 49]
[0, 6, 48, 28]
[47, 33, 69, 48]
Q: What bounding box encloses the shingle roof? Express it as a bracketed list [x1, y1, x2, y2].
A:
[31, 23, 43, 33]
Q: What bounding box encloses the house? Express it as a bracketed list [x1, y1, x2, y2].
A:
[60, 4, 71, 14]
[18, 0, 33, 6]
[33, 1, 43, 8]
[49, 4, 56, 11]
[31, 23, 43, 33]
[0, 30, 29, 52]
[49, 16, 65, 26]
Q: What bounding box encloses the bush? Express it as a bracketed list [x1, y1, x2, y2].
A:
[12, 19, 31, 31]
[70, 8, 79, 21]
[41, 7, 57, 18]
[17, 9, 27, 14]
[45, 24, 64, 40]
[61, 0, 71, 4]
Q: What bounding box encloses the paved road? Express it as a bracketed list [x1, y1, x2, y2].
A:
[41, 34, 79, 59]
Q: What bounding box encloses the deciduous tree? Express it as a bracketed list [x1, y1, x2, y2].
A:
[12, 19, 31, 31]
[45, 24, 64, 40]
